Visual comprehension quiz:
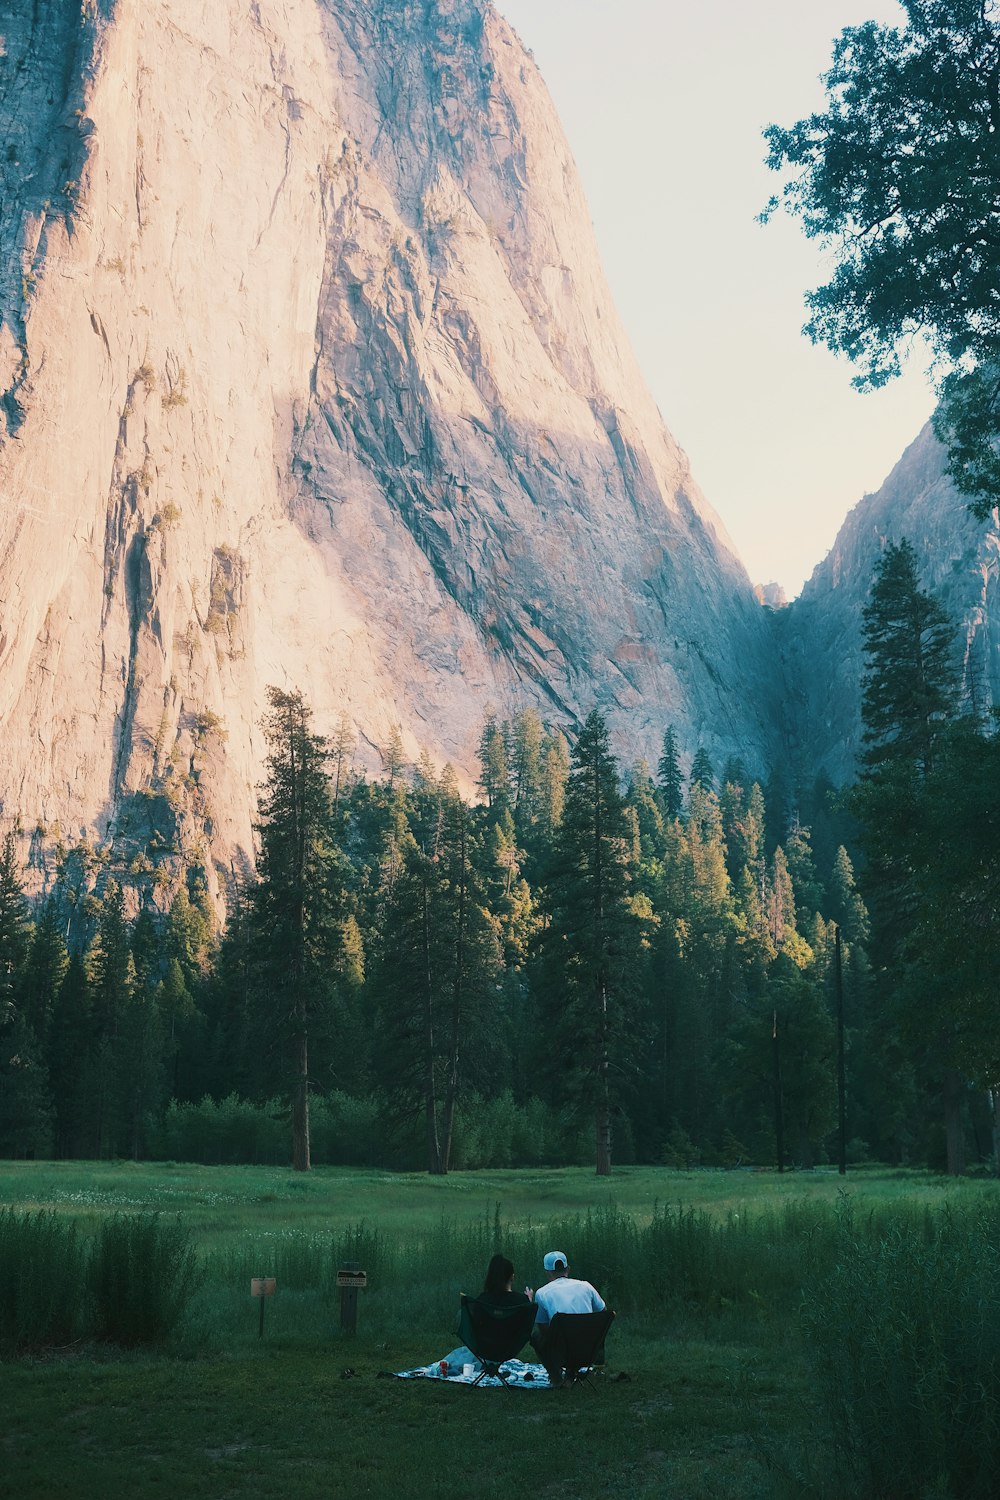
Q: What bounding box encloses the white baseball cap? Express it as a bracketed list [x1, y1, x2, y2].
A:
[543, 1250, 567, 1272]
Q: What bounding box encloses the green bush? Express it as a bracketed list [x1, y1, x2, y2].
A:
[89, 1213, 201, 1345]
[0, 1207, 85, 1350]
[152, 1095, 288, 1164]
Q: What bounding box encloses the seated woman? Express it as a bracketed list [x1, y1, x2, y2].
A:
[442, 1255, 534, 1376]
[479, 1254, 532, 1311]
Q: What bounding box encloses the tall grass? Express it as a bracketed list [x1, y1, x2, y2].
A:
[796, 1200, 1000, 1499]
[0, 1207, 85, 1349]
[89, 1213, 203, 1346]
[1, 1207, 200, 1350]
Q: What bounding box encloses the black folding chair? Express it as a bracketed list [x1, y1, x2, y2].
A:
[544, 1309, 616, 1391]
[457, 1294, 537, 1389]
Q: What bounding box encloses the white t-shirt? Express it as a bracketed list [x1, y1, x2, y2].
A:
[533, 1275, 605, 1326]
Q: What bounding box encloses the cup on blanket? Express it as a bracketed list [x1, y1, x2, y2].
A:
[463, 1363, 475, 1378]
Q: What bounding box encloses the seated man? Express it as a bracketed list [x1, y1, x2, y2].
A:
[526, 1249, 606, 1386]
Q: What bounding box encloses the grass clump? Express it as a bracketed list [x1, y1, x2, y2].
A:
[0, 1206, 85, 1350]
[89, 1212, 202, 1346]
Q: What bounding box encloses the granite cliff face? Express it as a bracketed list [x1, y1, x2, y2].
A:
[783, 424, 1000, 786]
[0, 0, 786, 896]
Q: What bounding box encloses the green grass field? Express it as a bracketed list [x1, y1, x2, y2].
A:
[4, 1162, 999, 1499]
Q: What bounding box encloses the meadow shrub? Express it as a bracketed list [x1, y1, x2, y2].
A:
[0, 1207, 85, 1349]
[801, 1202, 1000, 1499]
[152, 1096, 288, 1164]
[309, 1092, 380, 1166]
[89, 1213, 201, 1345]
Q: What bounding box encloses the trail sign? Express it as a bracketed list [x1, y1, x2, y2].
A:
[251, 1277, 277, 1338]
[338, 1263, 367, 1334]
[335, 1269, 368, 1290]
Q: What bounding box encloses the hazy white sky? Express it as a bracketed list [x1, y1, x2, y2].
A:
[497, 0, 931, 598]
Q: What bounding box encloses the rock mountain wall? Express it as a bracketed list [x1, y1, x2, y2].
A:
[783, 424, 1000, 787]
[1, 0, 996, 909]
[0, 0, 785, 897]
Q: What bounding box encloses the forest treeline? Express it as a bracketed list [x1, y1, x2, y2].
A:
[0, 539, 997, 1174]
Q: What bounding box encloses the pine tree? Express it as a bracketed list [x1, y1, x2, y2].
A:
[0, 1013, 53, 1158]
[87, 881, 133, 1156]
[627, 759, 665, 877]
[373, 789, 501, 1173]
[118, 954, 165, 1160]
[537, 711, 645, 1175]
[784, 821, 825, 930]
[20, 898, 68, 1043]
[250, 687, 346, 1171]
[656, 726, 684, 818]
[689, 747, 715, 795]
[0, 831, 28, 1027]
[860, 539, 956, 776]
[852, 541, 966, 1170]
[477, 713, 511, 814]
[829, 846, 870, 951]
[510, 708, 545, 836]
[765, 848, 798, 954]
[382, 724, 406, 791]
[330, 711, 356, 821]
[540, 730, 570, 836]
[47, 954, 92, 1156]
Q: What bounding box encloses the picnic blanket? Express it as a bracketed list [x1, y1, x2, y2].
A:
[391, 1357, 552, 1388]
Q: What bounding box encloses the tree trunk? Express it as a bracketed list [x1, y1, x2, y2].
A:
[772, 1010, 785, 1173]
[421, 869, 443, 1175]
[943, 1068, 965, 1176]
[596, 982, 612, 1176]
[441, 813, 467, 1175]
[292, 1031, 311, 1171]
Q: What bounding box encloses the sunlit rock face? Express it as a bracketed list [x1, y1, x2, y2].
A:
[0, 0, 786, 896]
[783, 423, 1000, 787]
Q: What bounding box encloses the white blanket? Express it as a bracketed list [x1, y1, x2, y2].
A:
[395, 1358, 552, 1388]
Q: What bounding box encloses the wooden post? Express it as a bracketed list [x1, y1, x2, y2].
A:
[337, 1263, 367, 1335]
[251, 1277, 276, 1338]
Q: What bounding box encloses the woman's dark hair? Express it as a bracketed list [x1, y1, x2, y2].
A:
[483, 1254, 514, 1296]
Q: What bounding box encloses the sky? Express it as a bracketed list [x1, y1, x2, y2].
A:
[496, 0, 932, 598]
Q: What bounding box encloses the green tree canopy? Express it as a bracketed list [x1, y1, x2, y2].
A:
[763, 0, 1000, 514]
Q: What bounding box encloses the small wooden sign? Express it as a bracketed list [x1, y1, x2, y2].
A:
[336, 1269, 368, 1290]
[251, 1277, 277, 1298]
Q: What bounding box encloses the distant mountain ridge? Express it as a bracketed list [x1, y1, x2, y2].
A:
[782, 423, 1000, 787]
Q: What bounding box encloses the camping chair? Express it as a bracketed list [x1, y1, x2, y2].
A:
[545, 1309, 616, 1391]
[457, 1294, 537, 1389]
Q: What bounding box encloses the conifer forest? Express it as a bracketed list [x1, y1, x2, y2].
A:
[0, 542, 997, 1178]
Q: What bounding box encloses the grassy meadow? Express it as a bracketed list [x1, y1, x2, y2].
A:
[5, 1161, 1000, 1499]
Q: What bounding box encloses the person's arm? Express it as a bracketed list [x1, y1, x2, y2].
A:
[589, 1284, 606, 1312]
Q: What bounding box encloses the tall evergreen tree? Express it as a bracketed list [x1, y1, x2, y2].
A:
[537, 711, 645, 1175]
[860, 539, 956, 776]
[477, 714, 512, 814]
[20, 898, 68, 1044]
[510, 709, 545, 837]
[785, 821, 825, 930]
[656, 726, 684, 818]
[250, 687, 346, 1171]
[689, 748, 715, 794]
[0, 831, 28, 1026]
[373, 788, 501, 1173]
[852, 541, 967, 1170]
